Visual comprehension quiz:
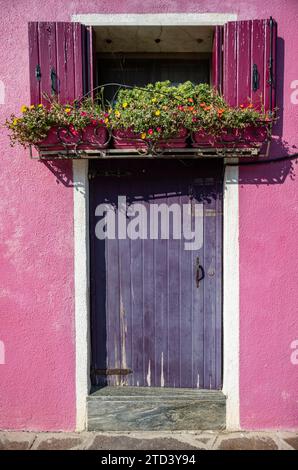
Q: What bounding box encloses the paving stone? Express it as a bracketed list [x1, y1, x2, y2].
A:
[283, 437, 298, 450]
[217, 435, 278, 450]
[0, 432, 36, 450]
[33, 434, 85, 450]
[88, 435, 199, 450]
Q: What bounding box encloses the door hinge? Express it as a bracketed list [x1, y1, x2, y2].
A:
[93, 368, 133, 376]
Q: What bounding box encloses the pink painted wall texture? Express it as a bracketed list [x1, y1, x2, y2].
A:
[0, 1, 297, 430]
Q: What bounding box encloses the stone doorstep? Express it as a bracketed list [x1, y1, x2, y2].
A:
[87, 387, 226, 432]
[0, 431, 298, 450]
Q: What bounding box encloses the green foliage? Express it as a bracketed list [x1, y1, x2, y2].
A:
[109, 81, 271, 139]
[4, 83, 273, 147]
[5, 98, 106, 148]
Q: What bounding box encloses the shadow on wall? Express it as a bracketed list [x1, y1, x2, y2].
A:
[42, 37, 297, 188]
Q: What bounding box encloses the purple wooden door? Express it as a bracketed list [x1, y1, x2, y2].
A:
[90, 160, 222, 389]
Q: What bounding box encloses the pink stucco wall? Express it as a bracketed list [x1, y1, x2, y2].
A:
[0, 0, 297, 430]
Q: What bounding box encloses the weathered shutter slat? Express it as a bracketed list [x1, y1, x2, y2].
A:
[237, 21, 251, 106]
[251, 20, 265, 108]
[223, 18, 277, 112]
[38, 22, 57, 105]
[73, 23, 84, 100]
[223, 21, 237, 107]
[28, 22, 94, 105]
[56, 23, 75, 103]
[211, 26, 223, 93]
[28, 22, 41, 105]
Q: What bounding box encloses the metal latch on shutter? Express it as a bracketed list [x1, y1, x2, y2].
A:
[50, 67, 57, 95]
[252, 64, 260, 91]
[35, 64, 41, 81]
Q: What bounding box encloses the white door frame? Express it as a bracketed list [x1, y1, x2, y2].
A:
[72, 12, 240, 431]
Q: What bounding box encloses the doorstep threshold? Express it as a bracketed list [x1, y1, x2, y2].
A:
[87, 387, 226, 431]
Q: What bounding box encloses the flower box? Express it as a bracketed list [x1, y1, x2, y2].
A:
[112, 129, 148, 150]
[113, 127, 188, 150]
[36, 124, 109, 151]
[192, 124, 269, 149]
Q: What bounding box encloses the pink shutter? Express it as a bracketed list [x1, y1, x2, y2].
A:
[222, 18, 277, 111]
[212, 26, 223, 93]
[28, 22, 94, 105]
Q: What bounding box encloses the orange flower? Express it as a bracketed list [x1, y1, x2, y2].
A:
[240, 104, 244, 108]
[188, 98, 194, 103]
[247, 103, 253, 109]
[188, 106, 194, 111]
[200, 102, 206, 108]
[204, 105, 211, 111]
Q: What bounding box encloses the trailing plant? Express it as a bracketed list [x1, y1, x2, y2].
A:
[5, 97, 107, 148]
[4, 82, 274, 148]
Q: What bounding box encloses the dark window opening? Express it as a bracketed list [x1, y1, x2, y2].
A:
[96, 53, 210, 102]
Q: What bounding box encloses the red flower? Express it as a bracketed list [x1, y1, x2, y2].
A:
[148, 129, 153, 135]
[157, 127, 162, 132]
[80, 111, 87, 117]
[91, 119, 98, 126]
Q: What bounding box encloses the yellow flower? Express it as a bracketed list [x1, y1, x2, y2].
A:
[29, 105, 35, 109]
[38, 104, 43, 108]
[122, 102, 128, 108]
[104, 118, 109, 124]
[21, 105, 28, 113]
[115, 110, 121, 117]
[65, 107, 71, 113]
[151, 98, 157, 103]
[13, 118, 19, 126]
[141, 133, 146, 140]
[155, 110, 161, 116]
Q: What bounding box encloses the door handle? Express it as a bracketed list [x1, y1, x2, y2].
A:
[196, 257, 205, 288]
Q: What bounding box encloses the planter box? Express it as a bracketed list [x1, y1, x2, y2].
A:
[112, 129, 147, 150]
[36, 124, 109, 151]
[192, 125, 269, 149]
[113, 127, 188, 150]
